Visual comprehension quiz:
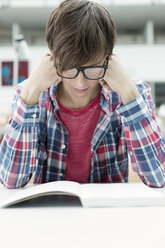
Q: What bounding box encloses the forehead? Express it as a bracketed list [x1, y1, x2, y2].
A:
[80, 58, 106, 67]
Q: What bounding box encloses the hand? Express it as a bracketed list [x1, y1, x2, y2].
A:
[99, 54, 140, 104]
[20, 54, 61, 105]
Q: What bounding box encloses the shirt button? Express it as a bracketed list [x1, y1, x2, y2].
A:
[61, 144, 66, 149]
[130, 151, 133, 156]
[121, 116, 125, 121]
[32, 114, 37, 119]
[32, 149, 35, 156]
[59, 173, 63, 176]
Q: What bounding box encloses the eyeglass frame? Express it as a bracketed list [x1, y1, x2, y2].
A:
[54, 56, 109, 80]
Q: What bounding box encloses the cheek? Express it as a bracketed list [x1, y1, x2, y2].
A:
[62, 79, 72, 88]
[62, 78, 69, 84]
[90, 80, 100, 88]
[62, 78, 99, 89]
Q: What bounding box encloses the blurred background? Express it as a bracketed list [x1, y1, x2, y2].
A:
[0, 0, 165, 141]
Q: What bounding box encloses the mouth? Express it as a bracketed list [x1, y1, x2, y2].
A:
[73, 87, 89, 93]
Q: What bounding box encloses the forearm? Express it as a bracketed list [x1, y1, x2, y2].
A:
[0, 125, 38, 188]
[116, 82, 165, 187]
[0, 84, 40, 188]
[20, 53, 61, 106]
[20, 79, 41, 106]
[124, 117, 165, 188]
[119, 82, 140, 104]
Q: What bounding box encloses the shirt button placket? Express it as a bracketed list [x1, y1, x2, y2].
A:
[61, 144, 66, 149]
[32, 113, 37, 119]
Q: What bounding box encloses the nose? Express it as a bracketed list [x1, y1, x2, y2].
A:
[74, 71, 88, 89]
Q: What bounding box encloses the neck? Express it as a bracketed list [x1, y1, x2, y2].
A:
[57, 83, 101, 109]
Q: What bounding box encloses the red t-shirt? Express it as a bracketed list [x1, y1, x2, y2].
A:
[57, 94, 102, 183]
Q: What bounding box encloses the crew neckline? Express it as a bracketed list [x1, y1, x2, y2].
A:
[57, 93, 101, 114]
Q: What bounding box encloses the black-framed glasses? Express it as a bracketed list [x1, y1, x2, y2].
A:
[55, 57, 109, 80]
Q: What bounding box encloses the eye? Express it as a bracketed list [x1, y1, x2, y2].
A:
[62, 68, 77, 77]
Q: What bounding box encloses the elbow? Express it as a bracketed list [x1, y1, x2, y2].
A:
[0, 177, 17, 189]
[0, 173, 31, 189]
[144, 181, 165, 188]
[139, 173, 165, 188]
[0, 180, 17, 189]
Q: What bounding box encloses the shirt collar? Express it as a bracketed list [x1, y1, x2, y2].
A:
[49, 83, 121, 117]
[49, 83, 60, 111]
[100, 87, 122, 116]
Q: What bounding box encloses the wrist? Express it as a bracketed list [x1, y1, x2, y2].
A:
[20, 80, 41, 106]
[120, 84, 140, 104]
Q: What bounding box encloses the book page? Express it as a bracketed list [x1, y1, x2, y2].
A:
[80, 183, 165, 207]
[0, 184, 21, 206]
[1, 181, 81, 207]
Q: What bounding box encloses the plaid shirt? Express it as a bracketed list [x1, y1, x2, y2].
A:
[0, 79, 165, 188]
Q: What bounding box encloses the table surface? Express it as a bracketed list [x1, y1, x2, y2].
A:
[0, 183, 165, 248]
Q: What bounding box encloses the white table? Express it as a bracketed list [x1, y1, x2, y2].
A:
[0, 183, 165, 248]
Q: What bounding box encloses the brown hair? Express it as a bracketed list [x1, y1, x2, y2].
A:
[46, 0, 116, 72]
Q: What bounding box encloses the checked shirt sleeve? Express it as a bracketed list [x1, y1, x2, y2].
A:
[0, 82, 40, 188]
[116, 81, 165, 187]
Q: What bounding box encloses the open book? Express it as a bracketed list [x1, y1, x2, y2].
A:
[1, 181, 165, 208]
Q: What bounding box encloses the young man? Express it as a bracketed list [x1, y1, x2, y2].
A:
[0, 0, 165, 188]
